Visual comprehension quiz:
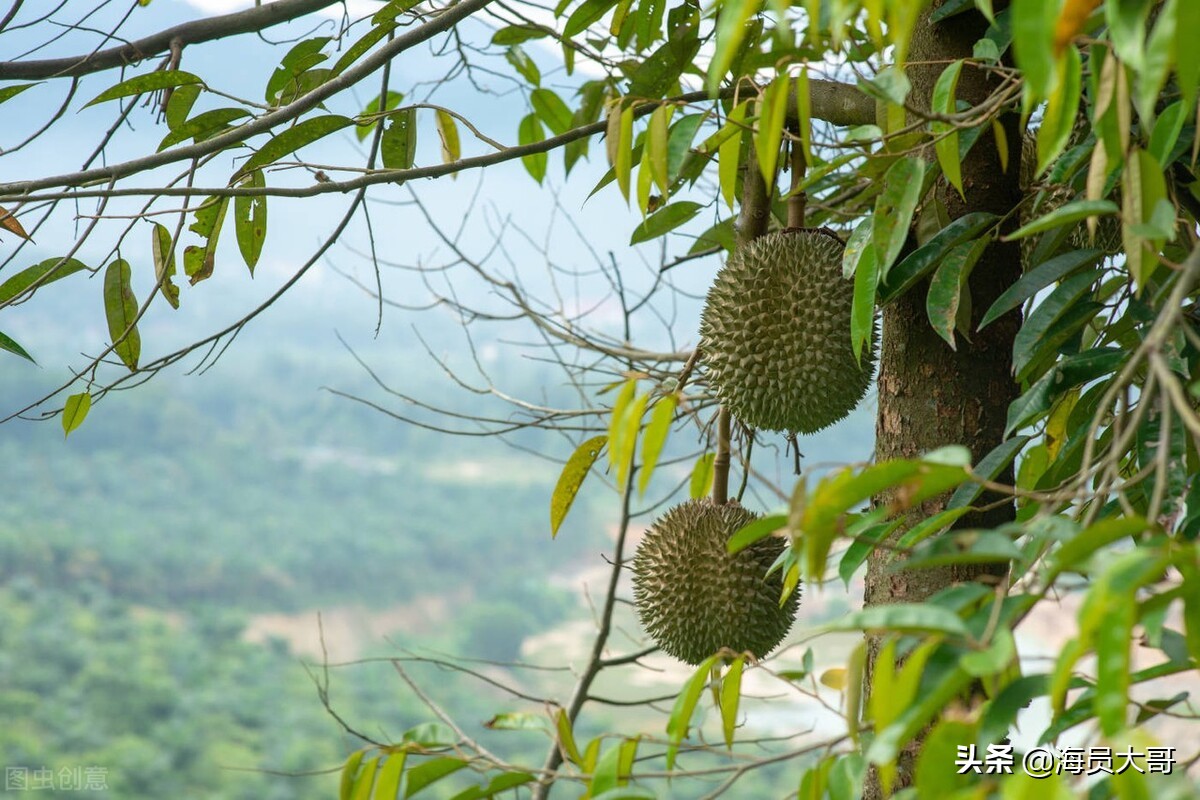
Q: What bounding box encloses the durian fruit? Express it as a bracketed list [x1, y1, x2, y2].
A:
[699, 229, 876, 435]
[631, 499, 799, 665]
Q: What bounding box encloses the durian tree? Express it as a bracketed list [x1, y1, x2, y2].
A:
[4, 0, 1200, 797]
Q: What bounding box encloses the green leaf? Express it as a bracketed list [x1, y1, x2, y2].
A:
[842, 217, 874, 279]
[550, 435, 607, 537]
[1178, 0, 1200, 111]
[879, 212, 997, 304]
[961, 627, 1016, 677]
[356, 91, 404, 142]
[706, 0, 763, 95]
[947, 435, 1030, 511]
[103, 259, 141, 371]
[638, 394, 676, 496]
[838, 521, 899, 588]
[449, 772, 535, 800]
[239, 115, 353, 178]
[0, 257, 88, 306]
[351, 755, 378, 800]
[403, 757, 467, 798]
[720, 657, 745, 748]
[373, 753, 406, 800]
[925, 236, 988, 349]
[689, 452, 716, 498]
[331, 18, 396, 78]
[615, 104, 634, 201]
[518, 113, 547, 184]
[822, 604, 971, 638]
[401, 722, 456, 747]
[382, 108, 418, 171]
[1036, 45, 1082, 176]
[718, 102, 747, 209]
[755, 75, 788, 184]
[850, 240, 878, 363]
[0, 82, 39, 106]
[613, 391, 648, 488]
[1048, 516, 1149, 580]
[1095, 594, 1135, 735]
[159, 107, 251, 151]
[629, 201, 702, 244]
[150, 223, 180, 310]
[873, 157, 925, 278]
[1004, 200, 1119, 241]
[505, 45, 540, 86]
[163, 83, 200, 130]
[564, 0, 619, 37]
[726, 514, 787, 554]
[0, 331, 34, 363]
[183, 196, 229, 286]
[491, 25, 546, 45]
[646, 106, 671, 195]
[555, 708, 583, 766]
[978, 248, 1101, 330]
[666, 654, 721, 769]
[932, 60, 965, 197]
[1011, 270, 1100, 379]
[589, 788, 656, 800]
[531, 88, 572, 135]
[63, 391, 92, 438]
[1011, 0, 1058, 102]
[339, 749, 366, 800]
[234, 171, 267, 275]
[84, 70, 203, 107]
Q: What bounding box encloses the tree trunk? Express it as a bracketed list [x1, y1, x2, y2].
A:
[862, 5, 1023, 796]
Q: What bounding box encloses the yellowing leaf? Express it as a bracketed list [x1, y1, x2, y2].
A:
[689, 452, 716, 498]
[754, 76, 788, 185]
[151, 223, 180, 309]
[646, 105, 672, 195]
[819, 667, 848, 690]
[550, 435, 607, 537]
[1054, 0, 1102, 55]
[62, 391, 92, 438]
[434, 109, 460, 167]
[616, 104, 635, 201]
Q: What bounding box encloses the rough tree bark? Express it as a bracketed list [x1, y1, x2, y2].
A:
[862, 5, 1023, 796]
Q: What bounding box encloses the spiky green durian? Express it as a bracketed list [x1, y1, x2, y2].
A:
[631, 499, 799, 665]
[699, 229, 876, 434]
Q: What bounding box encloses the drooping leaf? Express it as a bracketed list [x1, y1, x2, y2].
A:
[518, 113, 547, 184]
[932, 60, 966, 197]
[718, 102, 748, 209]
[339, 749, 366, 800]
[531, 88, 573, 135]
[754, 75, 789, 185]
[925, 236, 988, 348]
[638, 394, 677, 495]
[550, 435, 607, 537]
[726, 514, 787, 554]
[873, 157, 925, 278]
[350, 755, 378, 800]
[822, 604, 971, 638]
[435, 110, 461, 166]
[689, 452, 716, 498]
[382, 108, 418, 170]
[372, 753, 406, 800]
[666, 654, 721, 769]
[1036, 44, 1082, 176]
[234, 171, 267, 274]
[1012, 0, 1060, 102]
[720, 657, 745, 749]
[183, 196, 230, 286]
[150, 223, 180, 309]
[103, 259, 141, 371]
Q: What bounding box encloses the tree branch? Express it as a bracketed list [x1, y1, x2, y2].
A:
[0, 0, 343, 80]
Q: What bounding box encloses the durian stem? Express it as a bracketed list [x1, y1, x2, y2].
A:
[736, 140, 771, 246]
[787, 138, 807, 229]
[712, 406, 732, 505]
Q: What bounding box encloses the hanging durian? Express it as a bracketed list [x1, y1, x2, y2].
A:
[631, 499, 798, 665]
[698, 228, 876, 435]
